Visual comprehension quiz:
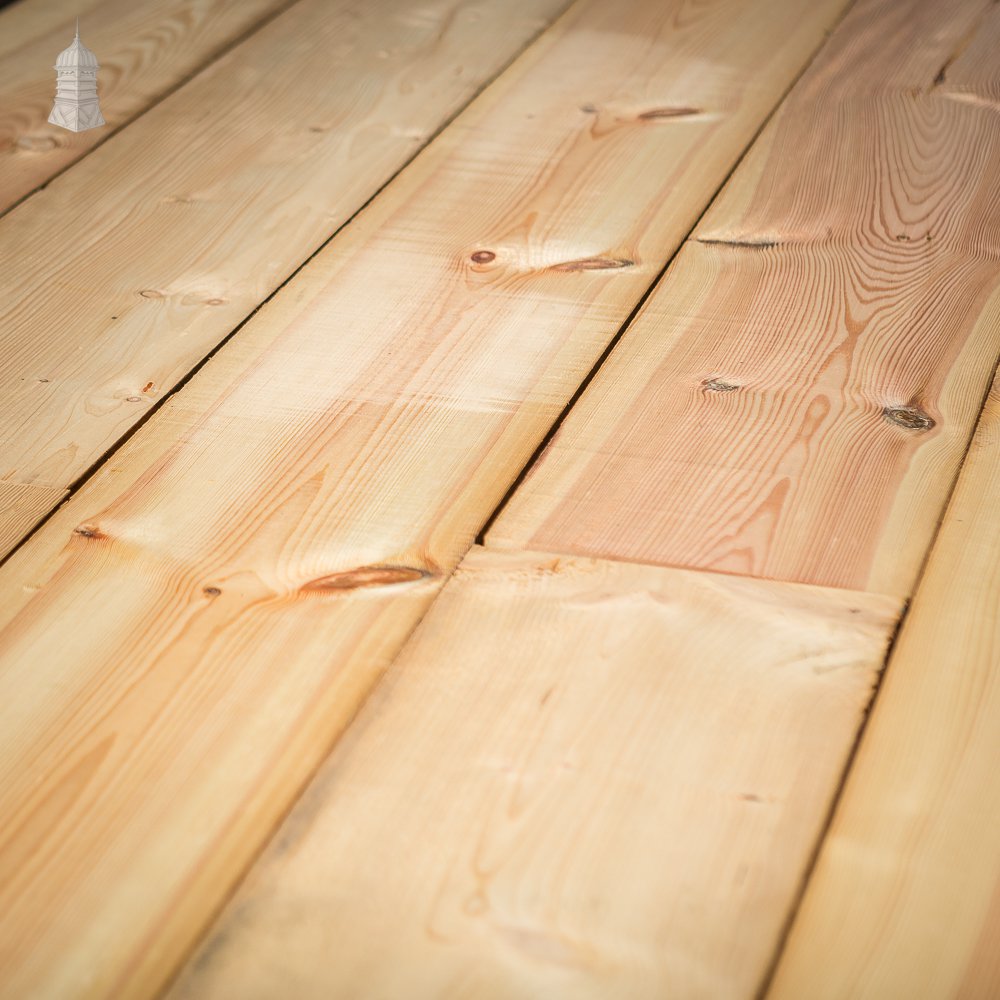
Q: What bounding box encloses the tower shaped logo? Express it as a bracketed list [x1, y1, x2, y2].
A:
[48, 21, 105, 132]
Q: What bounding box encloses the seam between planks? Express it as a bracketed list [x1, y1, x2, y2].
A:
[0, 0, 307, 222]
[753, 595, 911, 1000]
[465, 0, 1000, 987]
[755, 343, 1000, 1000]
[0, 0, 579, 578]
[474, 0, 860, 549]
[133, 4, 592, 994]
[149, 623, 417, 999]
[150, 3, 862, 994]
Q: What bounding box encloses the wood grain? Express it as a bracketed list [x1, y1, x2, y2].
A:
[0, 481, 66, 557]
[0, 0, 566, 559]
[767, 361, 1000, 1000]
[169, 547, 899, 999]
[0, 0, 293, 213]
[487, 0, 1000, 596]
[0, 1, 851, 994]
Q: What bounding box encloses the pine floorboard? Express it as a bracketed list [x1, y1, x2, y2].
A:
[3, 0, 999, 996]
[487, 0, 1000, 597]
[0, 0, 293, 214]
[767, 370, 1000, 999]
[0, 0, 851, 995]
[764, 12, 1000, 991]
[167, 0, 1000, 995]
[169, 547, 899, 999]
[0, 481, 67, 558]
[0, 0, 568, 561]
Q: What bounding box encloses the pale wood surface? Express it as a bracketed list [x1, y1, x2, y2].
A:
[0, 1, 851, 995]
[488, 0, 1000, 597]
[0, 0, 567, 559]
[767, 15, 1000, 994]
[0, 481, 66, 559]
[170, 547, 899, 1000]
[768, 367, 1000, 998]
[0, 0, 296, 214]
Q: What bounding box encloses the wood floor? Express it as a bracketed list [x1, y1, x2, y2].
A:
[1, 0, 997, 996]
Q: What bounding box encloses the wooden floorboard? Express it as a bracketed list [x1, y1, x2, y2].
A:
[767, 366, 1000, 998]
[0, 481, 67, 558]
[169, 547, 899, 999]
[0, 0, 295, 214]
[487, 0, 1000, 597]
[0, 0, 568, 561]
[0, 0, 851, 995]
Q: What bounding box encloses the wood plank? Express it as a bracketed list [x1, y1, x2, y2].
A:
[0, 1, 851, 994]
[0, 0, 293, 214]
[169, 547, 899, 999]
[0, 481, 66, 556]
[0, 0, 567, 560]
[487, 0, 1000, 597]
[767, 363, 1000, 999]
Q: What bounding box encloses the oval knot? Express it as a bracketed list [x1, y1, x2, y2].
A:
[883, 406, 935, 431]
[302, 565, 431, 593]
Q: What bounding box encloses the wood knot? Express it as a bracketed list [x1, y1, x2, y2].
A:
[126, 396, 143, 403]
[702, 378, 740, 393]
[302, 565, 432, 593]
[883, 405, 934, 431]
[139, 289, 166, 299]
[697, 236, 779, 250]
[551, 256, 634, 272]
[470, 250, 496, 264]
[203, 586, 222, 597]
[73, 525, 104, 539]
[638, 107, 701, 120]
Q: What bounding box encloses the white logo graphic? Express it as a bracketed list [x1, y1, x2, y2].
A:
[48, 19, 106, 133]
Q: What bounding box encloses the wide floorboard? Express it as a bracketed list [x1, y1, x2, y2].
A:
[0, 0, 996, 997]
[0, 0, 848, 995]
[171, 547, 898, 999]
